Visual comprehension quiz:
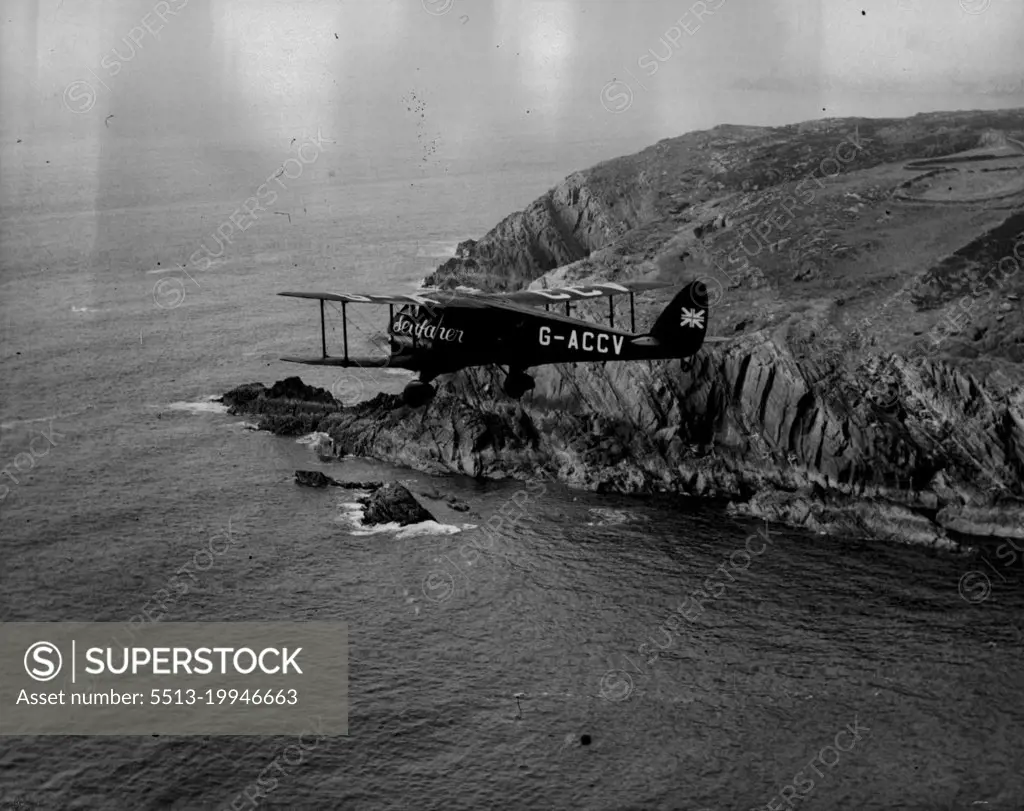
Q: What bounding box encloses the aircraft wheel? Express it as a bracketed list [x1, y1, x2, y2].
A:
[680, 352, 700, 373]
[503, 371, 535, 399]
[403, 380, 436, 408]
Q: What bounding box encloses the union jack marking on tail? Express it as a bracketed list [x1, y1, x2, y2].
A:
[680, 308, 705, 329]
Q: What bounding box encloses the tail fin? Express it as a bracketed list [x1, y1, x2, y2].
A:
[648, 280, 709, 357]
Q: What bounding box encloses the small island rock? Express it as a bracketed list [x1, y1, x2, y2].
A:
[358, 483, 435, 526]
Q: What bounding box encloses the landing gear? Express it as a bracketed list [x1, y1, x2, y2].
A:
[503, 369, 535, 399]
[402, 379, 436, 407]
[680, 351, 700, 374]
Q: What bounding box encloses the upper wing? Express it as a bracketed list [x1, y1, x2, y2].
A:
[498, 280, 671, 305]
[279, 280, 670, 309]
[277, 291, 491, 308]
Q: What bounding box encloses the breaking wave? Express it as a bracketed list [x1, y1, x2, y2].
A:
[164, 397, 229, 414]
[336, 499, 467, 537]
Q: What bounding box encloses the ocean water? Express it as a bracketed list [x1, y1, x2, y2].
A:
[2, 138, 1024, 811]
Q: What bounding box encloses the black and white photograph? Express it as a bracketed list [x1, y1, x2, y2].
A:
[1, 0, 1023, 808]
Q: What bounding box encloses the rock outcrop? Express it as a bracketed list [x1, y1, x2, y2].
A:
[291, 470, 435, 526]
[295, 470, 337, 488]
[357, 483, 435, 527]
[221, 377, 339, 436]
[294, 470, 384, 490]
[227, 109, 1024, 550]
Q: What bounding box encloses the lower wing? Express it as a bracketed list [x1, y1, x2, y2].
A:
[279, 356, 394, 367]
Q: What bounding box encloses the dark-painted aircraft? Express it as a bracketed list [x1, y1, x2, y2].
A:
[278, 279, 709, 407]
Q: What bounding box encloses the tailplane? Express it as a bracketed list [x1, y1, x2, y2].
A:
[645, 280, 709, 357]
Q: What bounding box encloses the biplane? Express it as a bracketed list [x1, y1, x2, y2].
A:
[279, 279, 709, 407]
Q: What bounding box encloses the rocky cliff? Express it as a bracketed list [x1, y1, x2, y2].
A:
[229, 109, 1024, 550]
[423, 172, 624, 291]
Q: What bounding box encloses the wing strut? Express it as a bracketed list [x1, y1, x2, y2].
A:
[629, 293, 636, 333]
[320, 299, 327, 358]
[341, 301, 349, 363]
[609, 296, 615, 329]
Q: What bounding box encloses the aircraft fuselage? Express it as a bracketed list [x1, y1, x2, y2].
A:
[387, 302, 700, 377]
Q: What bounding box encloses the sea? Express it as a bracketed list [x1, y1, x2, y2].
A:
[2, 130, 1023, 811]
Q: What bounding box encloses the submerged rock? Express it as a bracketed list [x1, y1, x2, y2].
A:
[294, 470, 384, 490]
[357, 483, 435, 526]
[295, 470, 337, 488]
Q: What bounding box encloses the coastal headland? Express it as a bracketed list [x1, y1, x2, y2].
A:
[225, 109, 1024, 552]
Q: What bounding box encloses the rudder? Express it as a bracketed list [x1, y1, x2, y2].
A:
[650, 280, 709, 357]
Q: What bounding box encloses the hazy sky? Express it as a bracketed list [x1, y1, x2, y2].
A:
[1, 0, 1022, 171]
